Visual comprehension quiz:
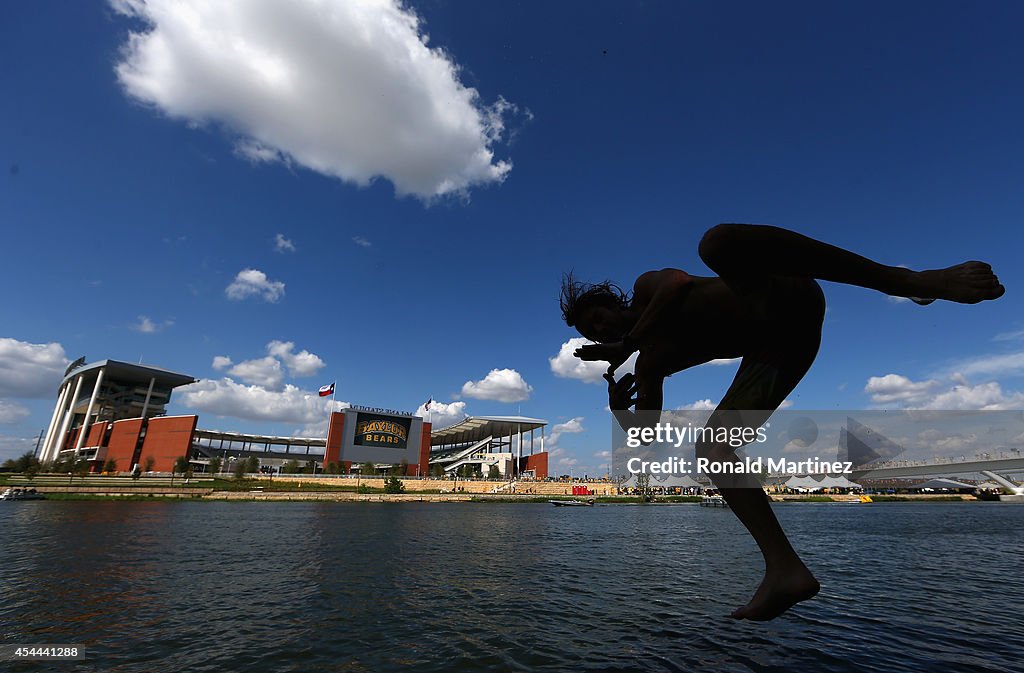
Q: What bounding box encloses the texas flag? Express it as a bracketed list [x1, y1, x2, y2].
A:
[318, 382, 335, 397]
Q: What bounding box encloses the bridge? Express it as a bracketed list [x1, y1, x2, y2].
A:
[849, 455, 1024, 481]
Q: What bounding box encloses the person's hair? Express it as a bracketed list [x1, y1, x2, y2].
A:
[560, 271, 630, 328]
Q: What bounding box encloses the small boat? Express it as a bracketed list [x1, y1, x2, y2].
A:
[549, 499, 595, 507]
[1, 487, 46, 501]
[699, 495, 728, 508]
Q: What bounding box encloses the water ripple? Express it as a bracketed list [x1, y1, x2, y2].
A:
[1, 501, 1022, 672]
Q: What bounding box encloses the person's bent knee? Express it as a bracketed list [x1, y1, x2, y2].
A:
[699, 223, 749, 268]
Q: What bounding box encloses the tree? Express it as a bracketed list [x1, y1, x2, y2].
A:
[143, 456, 155, 473]
[636, 473, 652, 502]
[383, 475, 405, 494]
[303, 460, 315, 475]
[430, 463, 443, 478]
[209, 457, 222, 475]
[361, 461, 376, 476]
[282, 459, 299, 475]
[103, 459, 118, 474]
[173, 456, 191, 484]
[246, 456, 260, 474]
[488, 464, 500, 480]
[14, 451, 39, 474]
[398, 459, 409, 476]
[326, 461, 341, 475]
[233, 459, 248, 479]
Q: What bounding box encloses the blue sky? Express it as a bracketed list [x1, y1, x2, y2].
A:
[3, 1, 1024, 473]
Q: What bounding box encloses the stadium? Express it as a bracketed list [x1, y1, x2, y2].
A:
[35, 358, 550, 479]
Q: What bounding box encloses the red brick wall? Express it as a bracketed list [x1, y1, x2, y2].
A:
[140, 415, 197, 473]
[526, 452, 549, 479]
[106, 419, 145, 469]
[85, 421, 109, 448]
[86, 422, 111, 469]
[417, 422, 432, 476]
[324, 412, 345, 465]
[60, 426, 82, 452]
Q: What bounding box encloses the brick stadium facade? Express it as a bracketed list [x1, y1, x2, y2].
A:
[37, 359, 550, 478]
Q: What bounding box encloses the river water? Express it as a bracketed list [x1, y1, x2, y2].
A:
[1, 501, 1021, 672]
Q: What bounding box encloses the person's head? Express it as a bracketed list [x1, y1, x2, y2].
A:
[560, 272, 633, 343]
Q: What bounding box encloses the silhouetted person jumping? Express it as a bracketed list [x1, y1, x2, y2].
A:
[561, 223, 1004, 621]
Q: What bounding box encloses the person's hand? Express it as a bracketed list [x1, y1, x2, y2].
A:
[574, 341, 632, 373]
[604, 371, 637, 411]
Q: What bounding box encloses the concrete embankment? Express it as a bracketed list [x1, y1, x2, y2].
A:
[31, 485, 214, 498]
[209, 491, 473, 502]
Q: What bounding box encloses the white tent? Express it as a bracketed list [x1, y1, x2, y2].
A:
[785, 475, 826, 491]
[622, 473, 702, 489]
[816, 475, 861, 490]
[974, 481, 1003, 490]
[651, 474, 702, 489]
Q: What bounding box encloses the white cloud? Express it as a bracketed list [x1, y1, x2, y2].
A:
[352, 236, 372, 248]
[677, 399, 717, 411]
[0, 401, 30, 425]
[864, 374, 939, 405]
[112, 0, 520, 200]
[547, 416, 585, 447]
[0, 338, 69, 398]
[551, 417, 584, 435]
[461, 368, 533, 402]
[887, 295, 912, 304]
[922, 381, 1024, 410]
[133, 315, 174, 333]
[225, 268, 285, 302]
[227, 356, 284, 389]
[266, 340, 325, 377]
[274, 233, 296, 253]
[994, 329, 1024, 342]
[212, 356, 233, 370]
[943, 351, 1024, 379]
[416, 400, 466, 429]
[549, 338, 637, 384]
[296, 400, 351, 437]
[177, 378, 336, 423]
[0, 434, 36, 462]
[707, 358, 741, 366]
[866, 372, 1024, 410]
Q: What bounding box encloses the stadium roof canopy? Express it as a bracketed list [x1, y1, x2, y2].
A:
[430, 415, 547, 446]
[61, 359, 195, 389]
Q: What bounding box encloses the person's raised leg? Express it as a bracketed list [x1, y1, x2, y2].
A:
[698, 223, 1004, 303]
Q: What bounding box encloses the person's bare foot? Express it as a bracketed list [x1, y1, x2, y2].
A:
[729, 564, 820, 621]
[910, 262, 1005, 304]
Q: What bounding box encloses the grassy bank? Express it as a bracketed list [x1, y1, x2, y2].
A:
[40, 493, 202, 502]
